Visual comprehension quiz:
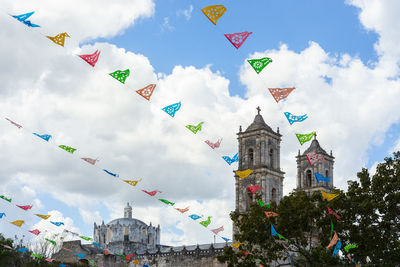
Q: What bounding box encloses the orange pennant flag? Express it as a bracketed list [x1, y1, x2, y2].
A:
[201, 5, 227, 25]
[326, 231, 338, 248]
[35, 214, 51, 220]
[123, 179, 142, 187]
[136, 84, 156, 101]
[175, 206, 189, 213]
[264, 211, 279, 218]
[10, 220, 24, 227]
[132, 260, 139, 264]
[268, 87, 295, 103]
[46, 32, 70, 47]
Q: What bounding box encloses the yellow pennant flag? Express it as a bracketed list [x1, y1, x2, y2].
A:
[232, 242, 243, 248]
[35, 214, 51, 220]
[320, 190, 339, 201]
[235, 169, 252, 179]
[46, 32, 70, 47]
[10, 220, 24, 227]
[123, 179, 142, 187]
[132, 260, 139, 264]
[201, 5, 227, 25]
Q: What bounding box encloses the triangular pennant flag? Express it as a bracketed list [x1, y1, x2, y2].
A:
[235, 169, 252, 179]
[132, 260, 139, 264]
[327, 206, 341, 220]
[125, 254, 134, 261]
[136, 84, 156, 101]
[278, 233, 288, 241]
[1, 244, 12, 250]
[222, 152, 239, 165]
[142, 190, 162, 196]
[116, 254, 126, 258]
[158, 199, 175, 206]
[0, 195, 12, 202]
[59, 145, 76, 154]
[175, 206, 189, 213]
[326, 231, 338, 248]
[109, 69, 130, 84]
[344, 244, 357, 253]
[332, 240, 342, 258]
[0, 213, 5, 219]
[270, 224, 278, 237]
[224, 31, 252, 49]
[12, 11, 34, 21]
[221, 237, 230, 242]
[284, 112, 308, 125]
[32, 253, 43, 259]
[103, 169, 119, 177]
[75, 253, 85, 259]
[10, 220, 24, 227]
[306, 152, 325, 165]
[247, 57, 272, 74]
[79, 50, 100, 67]
[81, 157, 99, 165]
[50, 221, 64, 227]
[241, 251, 249, 255]
[315, 172, 331, 183]
[17, 247, 28, 253]
[199, 216, 212, 227]
[321, 190, 339, 201]
[205, 138, 222, 149]
[186, 122, 204, 134]
[92, 242, 104, 248]
[162, 102, 181, 117]
[35, 214, 50, 220]
[46, 32, 70, 47]
[189, 214, 202, 220]
[268, 87, 295, 103]
[16, 205, 32, 211]
[79, 236, 92, 241]
[5, 118, 22, 129]
[201, 5, 227, 25]
[211, 226, 224, 235]
[33, 133, 52, 141]
[123, 179, 142, 187]
[29, 229, 41, 236]
[45, 238, 56, 246]
[104, 250, 109, 255]
[23, 20, 40, 27]
[264, 211, 279, 218]
[248, 185, 263, 194]
[295, 132, 316, 145]
[45, 258, 55, 263]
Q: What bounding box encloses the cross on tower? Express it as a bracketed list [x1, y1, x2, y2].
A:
[256, 106, 261, 115]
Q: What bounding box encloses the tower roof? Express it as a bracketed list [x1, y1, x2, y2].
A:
[302, 135, 328, 155]
[244, 107, 275, 134]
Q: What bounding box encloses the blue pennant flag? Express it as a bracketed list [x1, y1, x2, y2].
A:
[59, 265, 70, 267]
[221, 237, 230, 242]
[287, 252, 294, 266]
[92, 242, 103, 248]
[0, 213, 5, 219]
[222, 153, 238, 165]
[22, 20, 40, 27]
[12, 11, 34, 21]
[332, 240, 342, 258]
[103, 169, 119, 178]
[162, 102, 181, 117]
[33, 133, 52, 142]
[50, 221, 64, 227]
[315, 172, 331, 183]
[189, 214, 202, 220]
[17, 247, 28, 253]
[284, 112, 308, 125]
[271, 224, 278, 237]
[75, 253, 85, 259]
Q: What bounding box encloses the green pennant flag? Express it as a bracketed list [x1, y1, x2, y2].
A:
[278, 233, 288, 241]
[80, 236, 92, 241]
[295, 132, 315, 145]
[247, 57, 272, 74]
[257, 200, 271, 209]
[59, 145, 77, 154]
[330, 219, 334, 240]
[199, 216, 212, 227]
[0, 195, 12, 203]
[32, 253, 43, 259]
[109, 69, 130, 84]
[344, 244, 357, 253]
[45, 238, 56, 246]
[89, 259, 97, 266]
[158, 199, 175, 206]
[116, 254, 125, 258]
[185, 122, 204, 134]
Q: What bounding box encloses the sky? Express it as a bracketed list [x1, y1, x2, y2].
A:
[0, 0, 400, 251]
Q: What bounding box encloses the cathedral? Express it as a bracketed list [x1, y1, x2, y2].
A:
[53, 108, 334, 266]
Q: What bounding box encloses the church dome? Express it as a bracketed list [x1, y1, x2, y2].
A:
[107, 217, 147, 227]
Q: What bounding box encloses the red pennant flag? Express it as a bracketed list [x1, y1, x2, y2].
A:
[268, 87, 295, 103]
[5, 118, 22, 129]
[125, 254, 134, 261]
[17, 205, 32, 211]
[211, 226, 224, 235]
[224, 31, 252, 49]
[45, 258, 55, 263]
[29, 229, 41, 236]
[104, 250, 109, 255]
[247, 185, 263, 194]
[242, 251, 249, 255]
[136, 84, 156, 101]
[142, 190, 162, 196]
[78, 50, 100, 67]
[264, 211, 279, 218]
[327, 206, 341, 220]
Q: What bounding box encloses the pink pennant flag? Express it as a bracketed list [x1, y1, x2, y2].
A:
[248, 185, 263, 194]
[264, 211, 279, 218]
[211, 226, 224, 235]
[5, 118, 22, 129]
[347, 254, 352, 261]
[81, 157, 99, 165]
[142, 190, 162, 196]
[78, 50, 101, 67]
[306, 152, 325, 165]
[241, 251, 249, 255]
[45, 258, 55, 263]
[327, 206, 341, 220]
[224, 31, 252, 49]
[326, 231, 338, 248]
[29, 229, 41, 236]
[16, 205, 32, 211]
[205, 139, 222, 149]
[175, 206, 189, 213]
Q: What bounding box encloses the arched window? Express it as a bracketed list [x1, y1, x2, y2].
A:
[248, 148, 254, 167]
[271, 188, 277, 203]
[325, 169, 329, 178]
[306, 170, 312, 187]
[269, 149, 274, 168]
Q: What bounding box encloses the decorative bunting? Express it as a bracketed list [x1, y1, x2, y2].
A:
[11, 12, 40, 27]
[257, 200, 271, 208]
[327, 206, 341, 220]
[46, 32, 70, 47]
[162, 102, 181, 117]
[315, 172, 331, 183]
[248, 185, 263, 194]
[32, 254, 43, 259]
[199, 216, 212, 227]
[201, 5, 226, 25]
[205, 139, 222, 149]
[45, 258, 55, 263]
[123, 179, 142, 187]
[0, 195, 12, 202]
[29, 229, 41, 236]
[221, 237, 230, 242]
[175, 206, 189, 213]
[17, 247, 28, 253]
[241, 251, 249, 255]
[78, 50, 100, 67]
[306, 152, 325, 165]
[222, 152, 239, 165]
[295, 132, 316, 146]
[268, 87, 295, 103]
[326, 231, 338, 248]
[287, 252, 294, 267]
[45, 238, 56, 246]
[81, 157, 99, 165]
[0, 213, 5, 219]
[33, 133, 52, 141]
[109, 69, 130, 84]
[16, 205, 32, 211]
[247, 57, 272, 74]
[278, 233, 288, 241]
[264, 211, 279, 218]
[79, 236, 92, 241]
[35, 214, 50, 220]
[186, 122, 204, 134]
[284, 112, 308, 125]
[125, 254, 134, 261]
[75, 253, 85, 259]
[330, 220, 334, 240]
[271, 224, 278, 237]
[92, 242, 104, 248]
[347, 254, 352, 261]
[5, 118, 22, 129]
[235, 169, 252, 179]
[158, 199, 175, 206]
[344, 244, 357, 253]
[142, 190, 162, 196]
[50, 221, 64, 227]
[103, 169, 119, 178]
[1, 244, 12, 250]
[59, 145, 76, 154]
[321, 190, 339, 201]
[189, 214, 202, 220]
[132, 260, 139, 264]
[104, 250, 109, 255]
[332, 240, 342, 258]
[211, 226, 224, 235]
[224, 31, 252, 49]
[10, 220, 24, 227]
[136, 84, 156, 101]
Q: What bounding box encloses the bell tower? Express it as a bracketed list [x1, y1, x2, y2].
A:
[234, 107, 285, 214]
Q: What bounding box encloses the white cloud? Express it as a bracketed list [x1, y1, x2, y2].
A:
[177, 5, 194, 21]
[161, 17, 175, 32]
